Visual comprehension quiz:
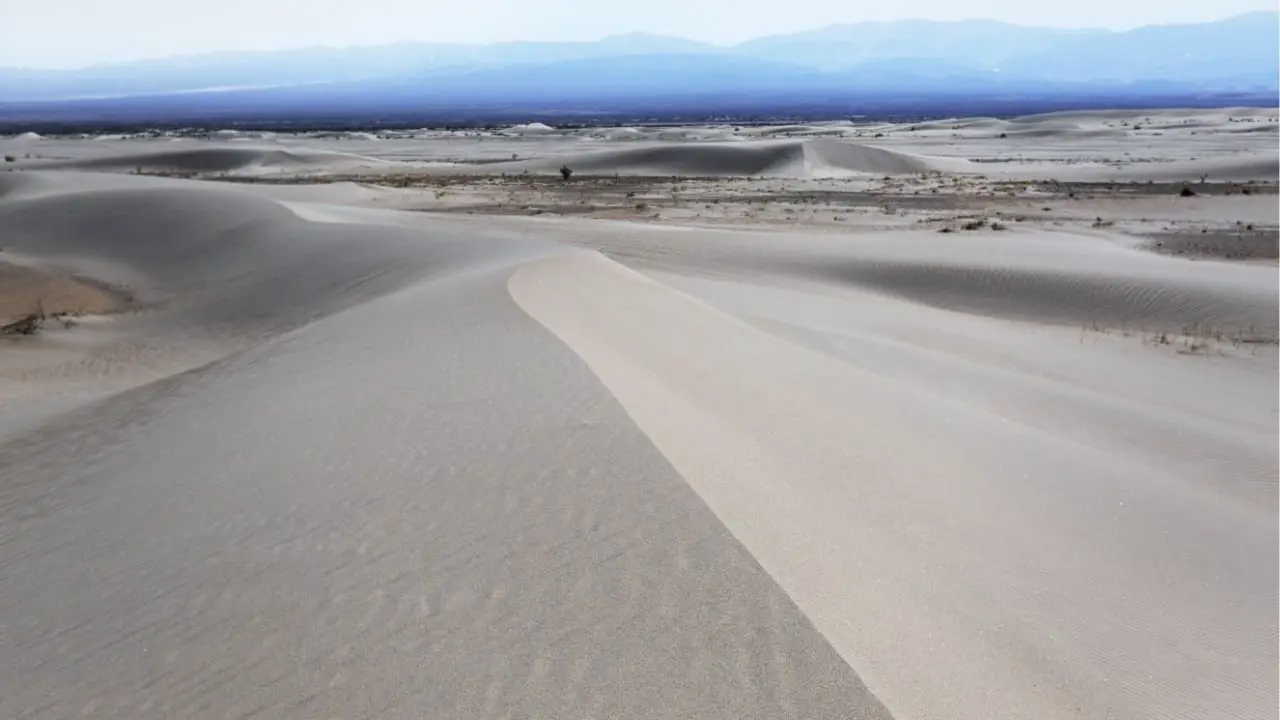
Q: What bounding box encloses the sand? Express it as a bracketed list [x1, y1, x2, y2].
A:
[510, 249, 1276, 720]
[0, 259, 130, 324]
[0, 109, 1275, 720]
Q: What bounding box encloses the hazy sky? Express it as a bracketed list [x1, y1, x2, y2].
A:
[1, 0, 1274, 68]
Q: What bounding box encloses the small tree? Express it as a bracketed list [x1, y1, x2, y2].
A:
[559, 164, 573, 181]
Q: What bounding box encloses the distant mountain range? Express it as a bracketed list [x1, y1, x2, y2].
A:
[0, 13, 1275, 123]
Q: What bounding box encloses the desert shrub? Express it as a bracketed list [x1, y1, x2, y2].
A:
[559, 165, 573, 181]
[1, 313, 42, 335]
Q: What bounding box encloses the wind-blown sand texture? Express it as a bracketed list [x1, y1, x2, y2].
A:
[1, 109, 1276, 720]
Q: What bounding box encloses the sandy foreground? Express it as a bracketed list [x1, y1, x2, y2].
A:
[0, 109, 1276, 719]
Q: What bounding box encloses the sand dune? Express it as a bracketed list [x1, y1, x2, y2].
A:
[849, 107, 1280, 145]
[540, 219, 1274, 339]
[37, 146, 390, 176]
[502, 121, 557, 135]
[502, 141, 798, 176]
[999, 123, 1127, 139]
[511, 248, 1276, 720]
[0, 171, 890, 720]
[742, 124, 855, 138]
[498, 139, 969, 177]
[588, 126, 646, 141]
[7, 105, 1274, 182]
[1, 110, 1276, 720]
[0, 175, 503, 335]
[1011, 107, 1279, 124]
[801, 255, 1277, 338]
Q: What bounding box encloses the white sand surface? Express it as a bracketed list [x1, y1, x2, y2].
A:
[1, 109, 1275, 719]
[510, 248, 1275, 720]
[479, 139, 974, 177]
[6, 105, 1272, 181]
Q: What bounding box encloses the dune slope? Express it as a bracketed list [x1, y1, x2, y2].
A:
[499, 139, 966, 177]
[511, 248, 1277, 720]
[1, 164, 1276, 720]
[0, 172, 889, 720]
[34, 146, 389, 176]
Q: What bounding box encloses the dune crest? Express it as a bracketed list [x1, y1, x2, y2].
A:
[498, 139, 969, 177]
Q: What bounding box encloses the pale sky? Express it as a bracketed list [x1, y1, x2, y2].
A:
[1, 0, 1274, 68]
